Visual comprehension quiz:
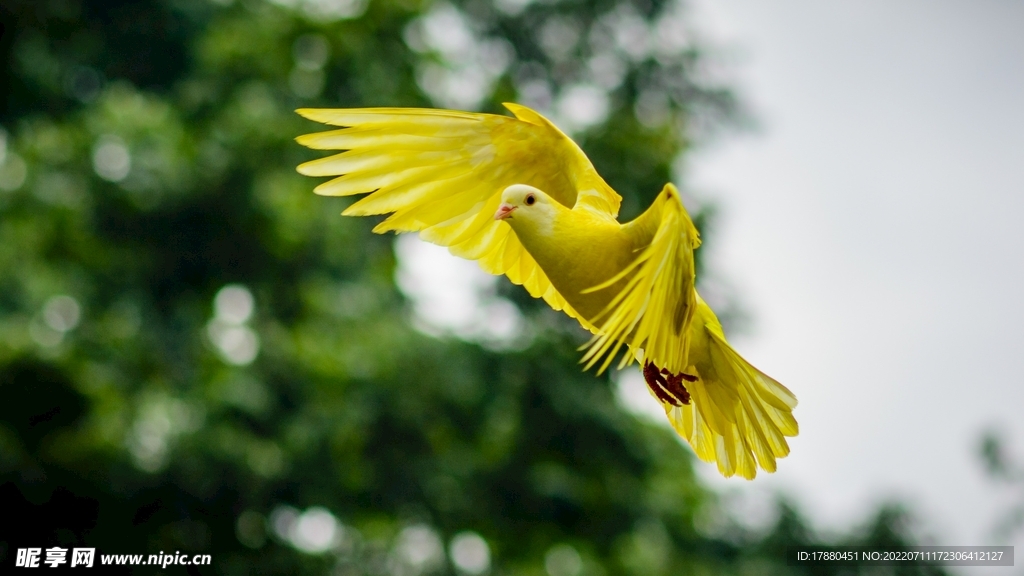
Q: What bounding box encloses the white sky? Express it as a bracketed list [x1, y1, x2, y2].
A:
[677, 0, 1024, 570]
[395, 0, 1024, 570]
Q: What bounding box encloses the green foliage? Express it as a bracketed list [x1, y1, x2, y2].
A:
[0, 0, 943, 574]
[979, 430, 1024, 540]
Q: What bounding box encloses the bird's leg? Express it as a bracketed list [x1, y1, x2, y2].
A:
[643, 362, 697, 406]
[659, 369, 692, 405]
[643, 361, 681, 406]
[661, 367, 697, 383]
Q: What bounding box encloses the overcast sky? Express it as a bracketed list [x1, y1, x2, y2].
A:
[397, 1, 1024, 570]
[675, 0, 1024, 570]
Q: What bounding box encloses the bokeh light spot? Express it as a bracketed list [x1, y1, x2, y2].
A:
[0, 153, 28, 191]
[290, 507, 341, 553]
[544, 544, 582, 576]
[92, 135, 131, 182]
[556, 84, 609, 132]
[214, 284, 255, 324]
[394, 524, 445, 572]
[449, 531, 490, 575]
[43, 295, 81, 332]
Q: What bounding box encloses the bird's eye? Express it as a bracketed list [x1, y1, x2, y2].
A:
[525, 194, 536, 206]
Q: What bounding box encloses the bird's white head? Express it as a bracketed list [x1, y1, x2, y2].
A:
[494, 184, 555, 227]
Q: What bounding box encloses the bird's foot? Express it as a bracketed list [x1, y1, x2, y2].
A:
[642, 361, 693, 406]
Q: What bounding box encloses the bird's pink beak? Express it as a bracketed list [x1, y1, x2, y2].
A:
[494, 203, 516, 220]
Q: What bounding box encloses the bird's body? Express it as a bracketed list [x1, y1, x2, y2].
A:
[296, 103, 797, 479]
[502, 192, 637, 322]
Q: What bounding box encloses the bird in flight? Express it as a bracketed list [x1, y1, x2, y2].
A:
[295, 103, 797, 479]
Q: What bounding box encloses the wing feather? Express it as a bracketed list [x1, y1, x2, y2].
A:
[296, 104, 619, 328]
[673, 324, 798, 479]
[578, 184, 700, 374]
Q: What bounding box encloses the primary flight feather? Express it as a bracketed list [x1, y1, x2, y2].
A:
[295, 103, 797, 479]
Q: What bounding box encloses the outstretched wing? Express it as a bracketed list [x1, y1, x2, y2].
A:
[295, 103, 621, 320]
[579, 184, 701, 374]
[667, 318, 799, 479]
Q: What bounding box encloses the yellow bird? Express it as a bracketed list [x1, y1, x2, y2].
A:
[295, 103, 797, 479]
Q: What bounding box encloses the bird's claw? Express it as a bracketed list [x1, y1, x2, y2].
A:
[642, 361, 693, 406]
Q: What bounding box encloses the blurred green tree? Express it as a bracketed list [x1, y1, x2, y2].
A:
[979, 430, 1024, 541]
[0, 0, 945, 574]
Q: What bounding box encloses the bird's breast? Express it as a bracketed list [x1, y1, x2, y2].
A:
[514, 218, 638, 323]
